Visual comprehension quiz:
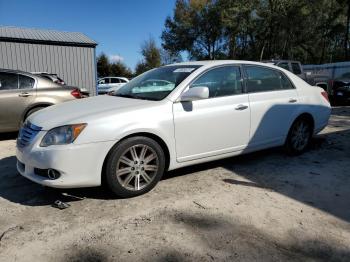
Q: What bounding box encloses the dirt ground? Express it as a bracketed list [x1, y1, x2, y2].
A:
[0, 107, 349, 262]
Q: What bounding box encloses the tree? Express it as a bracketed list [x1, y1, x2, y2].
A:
[162, 0, 350, 64]
[97, 53, 133, 78]
[97, 53, 110, 77]
[110, 61, 133, 79]
[162, 0, 226, 60]
[135, 37, 162, 75]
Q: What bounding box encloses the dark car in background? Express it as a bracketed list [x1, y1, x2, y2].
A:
[0, 69, 84, 133]
[332, 73, 350, 105]
[265, 60, 331, 93]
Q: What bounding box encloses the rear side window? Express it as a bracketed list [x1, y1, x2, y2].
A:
[291, 63, 302, 74]
[190, 66, 243, 98]
[110, 78, 120, 83]
[245, 66, 294, 93]
[0, 72, 18, 90]
[18, 75, 35, 89]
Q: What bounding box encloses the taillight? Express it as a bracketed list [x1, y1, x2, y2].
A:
[71, 88, 82, 99]
[321, 91, 329, 103]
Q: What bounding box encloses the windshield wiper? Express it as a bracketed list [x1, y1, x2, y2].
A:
[114, 93, 159, 101]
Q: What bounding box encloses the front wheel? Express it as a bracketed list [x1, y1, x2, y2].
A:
[284, 118, 313, 155]
[105, 136, 165, 198]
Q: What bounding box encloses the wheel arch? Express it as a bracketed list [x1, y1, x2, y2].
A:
[22, 102, 54, 121]
[101, 132, 171, 184]
[287, 112, 315, 139]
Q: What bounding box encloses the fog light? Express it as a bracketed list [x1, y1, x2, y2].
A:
[47, 169, 61, 180]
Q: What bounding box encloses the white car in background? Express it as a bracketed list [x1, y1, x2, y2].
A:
[97, 77, 129, 94]
[16, 61, 331, 198]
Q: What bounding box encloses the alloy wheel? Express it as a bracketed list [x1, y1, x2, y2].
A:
[116, 144, 159, 191]
[290, 121, 310, 151]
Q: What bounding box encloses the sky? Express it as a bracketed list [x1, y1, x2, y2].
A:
[0, 0, 176, 70]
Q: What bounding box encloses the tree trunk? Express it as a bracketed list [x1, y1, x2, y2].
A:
[345, 0, 350, 59]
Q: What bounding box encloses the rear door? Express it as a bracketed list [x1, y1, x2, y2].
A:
[243, 65, 299, 148]
[0, 73, 36, 131]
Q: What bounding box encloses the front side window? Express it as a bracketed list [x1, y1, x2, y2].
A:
[98, 78, 109, 84]
[115, 65, 201, 101]
[291, 63, 302, 74]
[245, 66, 293, 93]
[18, 75, 35, 89]
[0, 72, 18, 90]
[190, 66, 243, 98]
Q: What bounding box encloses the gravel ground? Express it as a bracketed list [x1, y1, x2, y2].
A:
[0, 107, 349, 262]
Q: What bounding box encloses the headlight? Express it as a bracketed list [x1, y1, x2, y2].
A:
[40, 124, 87, 147]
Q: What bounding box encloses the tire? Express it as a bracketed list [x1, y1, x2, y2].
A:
[284, 117, 313, 156]
[25, 106, 46, 120]
[105, 136, 165, 198]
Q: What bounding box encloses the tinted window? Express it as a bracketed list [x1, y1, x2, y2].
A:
[190, 66, 242, 98]
[18, 75, 35, 89]
[110, 78, 120, 83]
[245, 66, 293, 92]
[291, 63, 302, 74]
[0, 72, 18, 90]
[278, 62, 290, 71]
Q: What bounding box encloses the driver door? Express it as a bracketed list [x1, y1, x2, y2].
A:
[173, 65, 250, 162]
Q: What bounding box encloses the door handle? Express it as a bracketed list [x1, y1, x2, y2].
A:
[18, 92, 31, 97]
[288, 98, 297, 103]
[235, 104, 248, 110]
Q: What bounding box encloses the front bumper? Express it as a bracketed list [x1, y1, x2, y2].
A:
[16, 131, 115, 188]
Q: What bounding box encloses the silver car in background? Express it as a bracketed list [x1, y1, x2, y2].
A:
[0, 69, 84, 133]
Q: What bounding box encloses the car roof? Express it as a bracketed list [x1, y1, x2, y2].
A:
[167, 60, 287, 70]
[263, 60, 300, 64]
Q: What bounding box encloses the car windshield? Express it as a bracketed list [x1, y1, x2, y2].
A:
[114, 65, 201, 101]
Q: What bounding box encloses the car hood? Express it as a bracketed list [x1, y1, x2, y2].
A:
[28, 95, 157, 130]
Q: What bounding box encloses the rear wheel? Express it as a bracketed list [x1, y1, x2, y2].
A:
[284, 117, 313, 155]
[105, 136, 165, 198]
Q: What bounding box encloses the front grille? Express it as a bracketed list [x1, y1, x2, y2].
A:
[34, 168, 49, 178]
[17, 121, 42, 148]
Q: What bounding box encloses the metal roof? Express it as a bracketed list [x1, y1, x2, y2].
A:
[0, 26, 97, 47]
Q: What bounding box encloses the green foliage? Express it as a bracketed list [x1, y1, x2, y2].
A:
[162, 0, 350, 64]
[97, 53, 132, 79]
[96, 53, 110, 77]
[135, 37, 162, 75]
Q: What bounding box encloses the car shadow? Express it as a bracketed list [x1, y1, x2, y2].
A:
[0, 154, 114, 206]
[164, 127, 350, 223]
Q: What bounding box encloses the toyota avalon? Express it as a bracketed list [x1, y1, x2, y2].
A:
[16, 61, 331, 197]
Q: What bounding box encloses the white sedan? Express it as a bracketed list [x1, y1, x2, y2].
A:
[97, 77, 129, 94]
[16, 61, 331, 197]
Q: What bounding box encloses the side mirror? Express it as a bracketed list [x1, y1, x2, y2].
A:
[179, 86, 209, 102]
